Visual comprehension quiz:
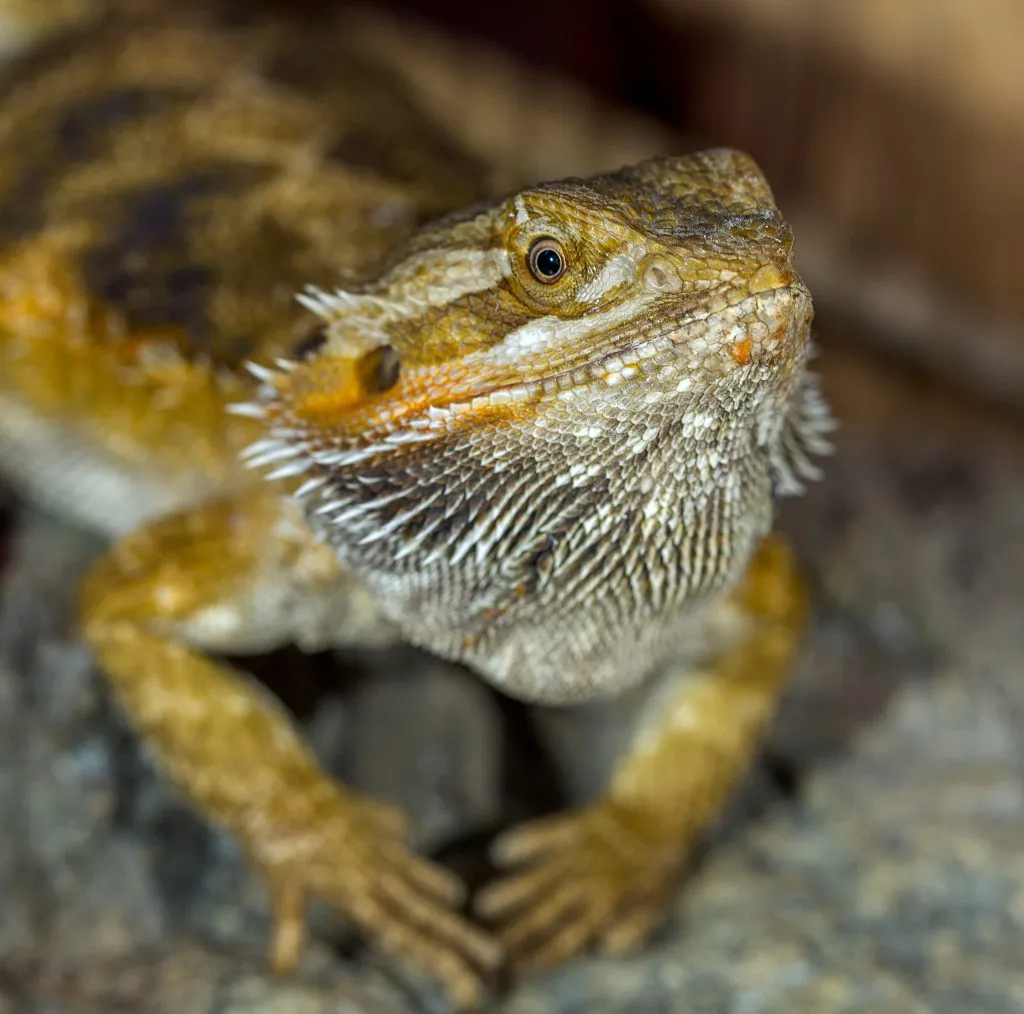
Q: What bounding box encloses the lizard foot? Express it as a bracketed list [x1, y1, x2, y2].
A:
[475, 799, 682, 971]
[256, 786, 500, 1009]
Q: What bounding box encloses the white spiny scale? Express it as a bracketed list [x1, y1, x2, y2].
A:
[293, 476, 327, 499]
[356, 490, 442, 545]
[309, 450, 350, 467]
[295, 287, 334, 316]
[313, 288, 358, 315]
[805, 430, 834, 455]
[244, 360, 276, 382]
[245, 444, 303, 469]
[297, 284, 401, 325]
[447, 522, 483, 567]
[322, 491, 405, 525]
[311, 443, 394, 467]
[265, 459, 311, 481]
[225, 401, 266, 418]
[392, 508, 449, 561]
[240, 438, 280, 461]
[315, 498, 349, 516]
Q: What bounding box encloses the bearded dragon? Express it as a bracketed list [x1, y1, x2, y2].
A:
[0, 2, 832, 1008]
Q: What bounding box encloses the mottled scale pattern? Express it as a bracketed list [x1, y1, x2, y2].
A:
[0, 11, 485, 356]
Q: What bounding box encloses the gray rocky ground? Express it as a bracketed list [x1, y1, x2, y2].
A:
[1, 328, 1023, 1013]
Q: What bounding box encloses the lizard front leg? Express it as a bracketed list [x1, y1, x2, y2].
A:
[477, 533, 808, 971]
[79, 487, 499, 1008]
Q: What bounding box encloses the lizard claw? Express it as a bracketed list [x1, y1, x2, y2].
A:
[475, 799, 683, 972]
[256, 787, 501, 1010]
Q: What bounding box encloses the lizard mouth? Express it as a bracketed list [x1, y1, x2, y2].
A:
[234, 282, 811, 480]
[451, 281, 812, 405]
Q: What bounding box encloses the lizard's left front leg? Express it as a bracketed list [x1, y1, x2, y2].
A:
[79, 487, 500, 1008]
[477, 533, 808, 971]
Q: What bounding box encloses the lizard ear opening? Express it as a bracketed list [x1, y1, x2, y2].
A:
[360, 344, 401, 394]
[264, 340, 402, 430]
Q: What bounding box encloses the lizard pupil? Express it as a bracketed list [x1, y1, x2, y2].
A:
[528, 239, 566, 282]
[535, 248, 561, 277]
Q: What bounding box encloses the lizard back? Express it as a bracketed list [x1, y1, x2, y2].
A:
[0, 3, 488, 530]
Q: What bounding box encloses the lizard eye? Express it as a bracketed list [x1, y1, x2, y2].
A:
[527, 237, 567, 283]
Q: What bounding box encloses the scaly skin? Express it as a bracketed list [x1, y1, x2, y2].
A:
[0, 4, 833, 1009]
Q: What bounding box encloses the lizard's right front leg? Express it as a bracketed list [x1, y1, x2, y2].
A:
[78, 486, 499, 1009]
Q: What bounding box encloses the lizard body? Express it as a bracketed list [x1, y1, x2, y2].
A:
[0, 3, 832, 1008]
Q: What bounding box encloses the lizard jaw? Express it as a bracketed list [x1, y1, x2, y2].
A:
[230, 281, 814, 485]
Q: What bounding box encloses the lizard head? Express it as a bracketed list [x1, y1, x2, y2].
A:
[236, 148, 832, 699]
[240, 149, 830, 600]
[246, 147, 827, 482]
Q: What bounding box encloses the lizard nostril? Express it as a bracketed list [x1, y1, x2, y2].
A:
[642, 256, 681, 293]
[360, 344, 401, 394]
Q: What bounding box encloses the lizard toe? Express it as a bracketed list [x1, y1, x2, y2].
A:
[259, 790, 501, 1009]
[477, 799, 684, 973]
